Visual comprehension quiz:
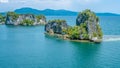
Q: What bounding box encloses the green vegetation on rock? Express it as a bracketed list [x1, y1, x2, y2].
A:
[0, 14, 5, 24]
[5, 12, 46, 26]
[21, 19, 34, 26]
[63, 26, 80, 39]
[36, 15, 46, 22]
[7, 12, 19, 21]
[45, 9, 103, 42]
[63, 23, 89, 40]
[76, 9, 103, 40]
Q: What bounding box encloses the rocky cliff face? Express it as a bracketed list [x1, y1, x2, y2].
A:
[76, 9, 103, 42]
[5, 12, 46, 25]
[45, 19, 68, 34]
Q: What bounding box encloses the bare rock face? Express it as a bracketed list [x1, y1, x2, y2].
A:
[45, 19, 68, 34]
[19, 14, 36, 26]
[5, 12, 46, 26]
[76, 9, 103, 42]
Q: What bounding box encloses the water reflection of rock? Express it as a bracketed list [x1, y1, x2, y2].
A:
[69, 42, 102, 67]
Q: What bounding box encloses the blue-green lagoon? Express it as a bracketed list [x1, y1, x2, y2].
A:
[0, 16, 120, 68]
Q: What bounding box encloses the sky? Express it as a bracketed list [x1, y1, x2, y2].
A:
[0, 0, 119, 13]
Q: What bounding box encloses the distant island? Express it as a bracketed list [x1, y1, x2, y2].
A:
[45, 9, 103, 43]
[0, 12, 46, 26]
[0, 7, 120, 16]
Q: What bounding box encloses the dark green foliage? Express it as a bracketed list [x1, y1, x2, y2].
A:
[96, 25, 103, 39]
[96, 17, 99, 22]
[67, 26, 80, 39]
[63, 23, 89, 40]
[0, 14, 5, 23]
[7, 12, 19, 20]
[36, 15, 46, 22]
[79, 23, 89, 39]
[21, 19, 34, 26]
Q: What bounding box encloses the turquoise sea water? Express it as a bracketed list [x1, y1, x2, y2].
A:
[0, 16, 120, 68]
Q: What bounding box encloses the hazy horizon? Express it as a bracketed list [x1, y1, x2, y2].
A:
[0, 0, 120, 14]
[0, 7, 120, 15]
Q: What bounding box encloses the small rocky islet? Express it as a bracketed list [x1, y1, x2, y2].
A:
[45, 9, 103, 43]
[0, 9, 103, 43]
[0, 12, 46, 25]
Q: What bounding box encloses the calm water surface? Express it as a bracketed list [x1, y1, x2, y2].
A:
[0, 16, 120, 68]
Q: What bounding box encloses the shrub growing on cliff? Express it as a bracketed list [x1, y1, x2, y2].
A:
[36, 15, 46, 22]
[21, 19, 34, 26]
[7, 12, 19, 20]
[79, 23, 89, 39]
[96, 25, 103, 39]
[0, 14, 5, 23]
[63, 23, 89, 40]
[63, 26, 80, 39]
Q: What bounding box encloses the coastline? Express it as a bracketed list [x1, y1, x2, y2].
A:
[45, 32, 101, 43]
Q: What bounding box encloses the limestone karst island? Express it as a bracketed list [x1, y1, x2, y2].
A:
[0, 9, 103, 42]
[45, 9, 103, 43]
[0, 9, 103, 43]
[0, 12, 46, 25]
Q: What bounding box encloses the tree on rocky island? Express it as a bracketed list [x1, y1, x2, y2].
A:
[45, 9, 103, 42]
[76, 9, 103, 41]
[6, 12, 19, 21]
[0, 14, 5, 24]
[36, 15, 46, 20]
[36, 15, 46, 25]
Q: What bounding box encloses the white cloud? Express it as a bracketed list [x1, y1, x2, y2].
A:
[84, 0, 100, 2]
[0, 0, 8, 3]
[73, 0, 100, 5]
[19, 0, 26, 3]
